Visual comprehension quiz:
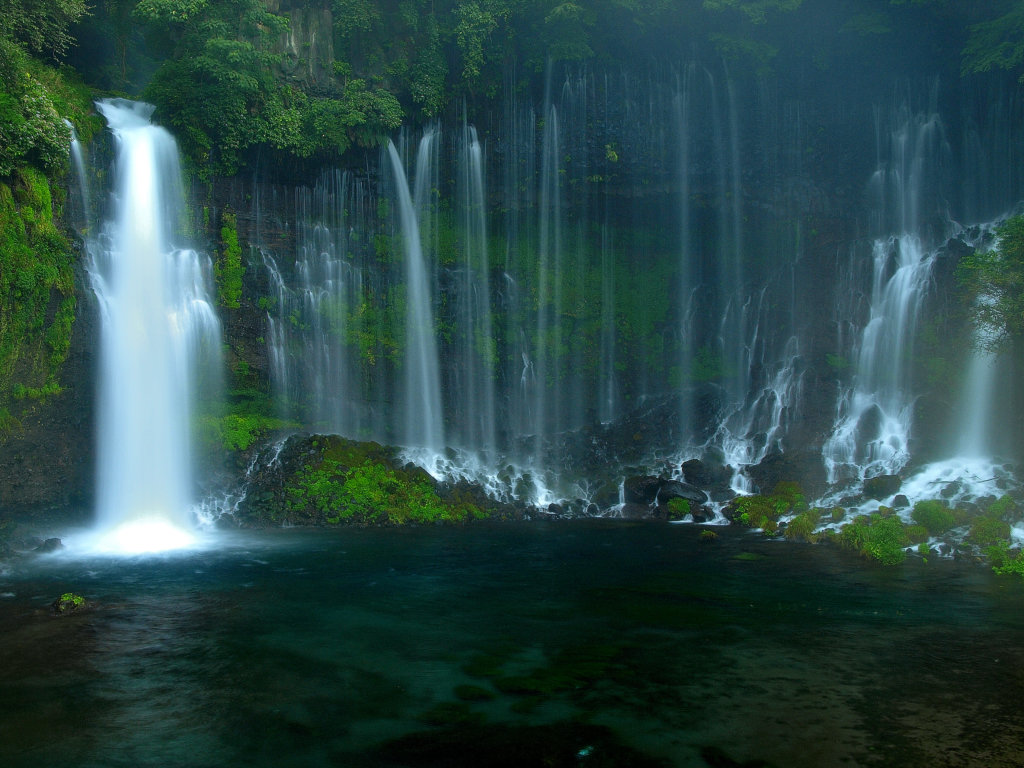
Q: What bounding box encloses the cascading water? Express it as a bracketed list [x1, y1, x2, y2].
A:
[822, 233, 936, 483]
[87, 99, 221, 553]
[822, 105, 949, 486]
[451, 121, 497, 451]
[387, 135, 444, 454]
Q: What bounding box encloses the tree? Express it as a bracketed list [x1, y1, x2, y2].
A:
[0, 0, 89, 58]
[958, 215, 1024, 351]
[962, 2, 1024, 82]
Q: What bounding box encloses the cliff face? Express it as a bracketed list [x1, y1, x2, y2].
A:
[0, 254, 97, 518]
[4, 56, 1023, 518]
[266, 0, 336, 90]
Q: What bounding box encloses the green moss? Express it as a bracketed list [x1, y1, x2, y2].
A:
[666, 497, 690, 520]
[0, 168, 75, 421]
[281, 439, 488, 526]
[215, 210, 244, 309]
[840, 516, 908, 565]
[986, 494, 1019, 518]
[904, 524, 930, 544]
[784, 508, 821, 542]
[969, 516, 1012, 547]
[911, 500, 956, 535]
[986, 541, 1024, 577]
[733, 491, 795, 534]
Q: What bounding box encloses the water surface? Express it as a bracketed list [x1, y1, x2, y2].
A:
[1, 522, 1022, 767]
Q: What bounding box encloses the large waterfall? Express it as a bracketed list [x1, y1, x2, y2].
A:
[241, 64, 1023, 511]
[87, 99, 221, 553]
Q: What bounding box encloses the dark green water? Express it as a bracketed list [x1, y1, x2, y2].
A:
[1, 522, 1023, 767]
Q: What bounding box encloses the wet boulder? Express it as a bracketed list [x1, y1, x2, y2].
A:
[744, 450, 827, 498]
[681, 458, 733, 488]
[619, 502, 657, 520]
[863, 474, 901, 500]
[623, 475, 661, 505]
[656, 480, 708, 506]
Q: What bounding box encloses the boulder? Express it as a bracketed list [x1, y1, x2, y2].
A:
[656, 480, 708, 506]
[681, 458, 733, 488]
[743, 450, 827, 498]
[619, 502, 656, 520]
[623, 475, 661, 505]
[863, 474, 901, 500]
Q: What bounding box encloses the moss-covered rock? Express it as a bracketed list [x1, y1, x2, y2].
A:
[910, 500, 956, 536]
[232, 433, 521, 527]
[839, 515, 909, 565]
[51, 592, 86, 614]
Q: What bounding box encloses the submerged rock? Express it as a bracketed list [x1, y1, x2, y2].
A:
[51, 592, 87, 615]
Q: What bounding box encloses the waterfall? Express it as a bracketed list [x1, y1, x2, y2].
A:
[87, 99, 221, 553]
[823, 105, 949, 484]
[387, 136, 444, 453]
[452, 122, 497, 450]
[65, 120, 91, 232]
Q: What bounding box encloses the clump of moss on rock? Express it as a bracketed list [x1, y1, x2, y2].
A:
[727, 481, 807, 534]
[910, 499, 956, 536]
[838, 514, 909, 565]
[233, 434, 521, 527]
[51, 592, 86, 615]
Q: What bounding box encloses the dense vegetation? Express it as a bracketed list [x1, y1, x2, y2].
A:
[0, 0, 96, 434]
[53, 0, 1021, 176]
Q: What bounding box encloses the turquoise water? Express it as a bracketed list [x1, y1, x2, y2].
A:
[1, 522, 1023, 767]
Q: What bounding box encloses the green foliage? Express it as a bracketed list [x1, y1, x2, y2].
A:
[840, 515, 909, 565]
[703, 0, 803, 25]
[962, 3, 1024, 82]
[987, 493, 1018, 518]
[733, 494, 788, 533]
[0, 0, 88, 57]
[910, 499, 955, 535]
[666, 497, 690, 520]
[454, 1, 503, 82]
[969, 516, 1012, 547]
[215, 210, 244, 308]
[0, 167, 75, 416]
[137, 0, 403, 176]
[986, 541, 1024, 577]
[284, 451, 485, 526]
[784, 507, 821, 542]
[957, 215, 1024, 351]
[0, 38, 84, 177]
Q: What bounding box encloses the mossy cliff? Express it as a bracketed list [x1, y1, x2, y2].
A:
[0, 166, 95, 516]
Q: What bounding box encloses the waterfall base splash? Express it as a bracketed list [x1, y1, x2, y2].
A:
[91, 517, 199, 555]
